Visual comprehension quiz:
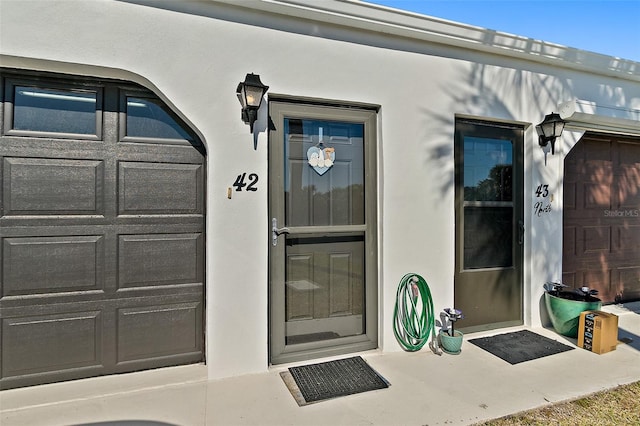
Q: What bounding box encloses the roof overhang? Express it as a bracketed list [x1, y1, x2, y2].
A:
[559, 100, 640, 136]
[211, 0, 639, 82]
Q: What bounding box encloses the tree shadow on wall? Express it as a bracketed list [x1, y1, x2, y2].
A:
[420, 28, 635, 325]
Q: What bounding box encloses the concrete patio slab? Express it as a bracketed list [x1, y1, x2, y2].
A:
[2, 303, 638, 426]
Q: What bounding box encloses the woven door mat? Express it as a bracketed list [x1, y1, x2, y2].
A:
[469, 329, 574, 364]
[280, 356, 389, 406]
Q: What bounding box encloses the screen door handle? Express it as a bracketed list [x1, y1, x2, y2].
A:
[272, 218, 290, 246]
[518, 220, 524, 245]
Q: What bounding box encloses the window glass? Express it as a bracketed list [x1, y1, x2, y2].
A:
[464, 137, 513, 201]
[462, 135, 515, 269]
[13, 86, 97, 134]
[126, 97, 191, 140]
[464, 206, 513, 268]
[284, 118, 365, 227]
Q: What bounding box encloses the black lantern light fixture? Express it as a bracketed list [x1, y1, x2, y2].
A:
[537, 112, 565, 155]
[236, 73, 269, 133]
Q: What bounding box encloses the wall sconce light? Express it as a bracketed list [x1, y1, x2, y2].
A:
[236, 73, 269, 133]
[537, 112, 565, 155]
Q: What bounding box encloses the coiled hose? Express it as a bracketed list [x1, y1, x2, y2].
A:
[393, 273, 439, 353]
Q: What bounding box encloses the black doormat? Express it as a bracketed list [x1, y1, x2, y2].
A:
[280, 356, 389, 406]
[469, 330, 574, 364]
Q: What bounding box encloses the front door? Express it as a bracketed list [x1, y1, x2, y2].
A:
[269, 101, 377, 364]
[454, 119, 524, 332]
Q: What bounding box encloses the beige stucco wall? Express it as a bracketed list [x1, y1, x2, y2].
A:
[1, 0, 639, 380]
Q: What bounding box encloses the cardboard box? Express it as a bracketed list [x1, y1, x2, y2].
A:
[577, 311, 618, 354]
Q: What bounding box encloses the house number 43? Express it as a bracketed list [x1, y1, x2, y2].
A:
[535, 184, 549, 198]
[534, 183, 552, 217]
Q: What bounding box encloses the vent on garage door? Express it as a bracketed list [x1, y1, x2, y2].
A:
[0, 70, 206, 390]
[563, 132, 640, 303]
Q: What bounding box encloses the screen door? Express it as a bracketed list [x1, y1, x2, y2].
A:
[269, 101, 377, 364]
[454, 119, 524, 332]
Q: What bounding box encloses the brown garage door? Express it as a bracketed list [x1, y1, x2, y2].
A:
[563, 132, 640, 303]
[0, 70, 205, 390]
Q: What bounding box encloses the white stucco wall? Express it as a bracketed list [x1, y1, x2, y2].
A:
[1, 0, 639, 380]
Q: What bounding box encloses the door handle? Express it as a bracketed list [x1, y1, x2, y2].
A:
[518, 220, 524, 245]
[272, 218, 290, 246]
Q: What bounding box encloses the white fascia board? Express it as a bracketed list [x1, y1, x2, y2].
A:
[559, 99, 640, 136]
[210, 0, 639, 82]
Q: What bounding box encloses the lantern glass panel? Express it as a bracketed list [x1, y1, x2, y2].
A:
[540, 120, 555, 138]
[244, 85, 264, 107]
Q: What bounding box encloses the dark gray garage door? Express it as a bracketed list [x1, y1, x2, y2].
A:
[0, 70, 205, 390]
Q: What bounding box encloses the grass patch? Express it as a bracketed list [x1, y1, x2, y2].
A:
[477, 381, 640, 425]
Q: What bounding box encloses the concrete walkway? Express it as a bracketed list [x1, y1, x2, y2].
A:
[2, 303, 639, 426]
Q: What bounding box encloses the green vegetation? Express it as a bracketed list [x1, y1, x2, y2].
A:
[478, 381, 640, 425]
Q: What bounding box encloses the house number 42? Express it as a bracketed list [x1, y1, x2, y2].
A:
[233, 173, 259, 191]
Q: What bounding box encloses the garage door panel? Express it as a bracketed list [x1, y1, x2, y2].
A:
[618, 188, 640, 209]
[118, 233, 202, 288]
[617, 143, 640, 207]
[561, 271, 577, 287]
[3, 157, 104, 216]
[579, 268, 615, 301]
[619, 141, 640, 168]
[617, 225, 640, 252]
[615, 143, 640, 196]
[582, 226, 611, 254]
[117, 142, 205, 164]
[2, 310, 103, 377]
[118, 162, 202, 215]
[564, 182, 577, 210]
[617, 176, 640, 209]
[619, 267, 640, 300]
[116, 301, 202, 363]
[563, 226, 577, 256]
[584, 182, 612, 209]
[0, 138, 107, 160]
[2, 235, 104, 297]
[584, 139, 612, 167]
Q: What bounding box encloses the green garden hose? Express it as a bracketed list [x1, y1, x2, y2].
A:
[393, 273, 439, 353]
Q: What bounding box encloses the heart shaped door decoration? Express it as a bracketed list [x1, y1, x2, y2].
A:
[307, 146, 335, 175]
